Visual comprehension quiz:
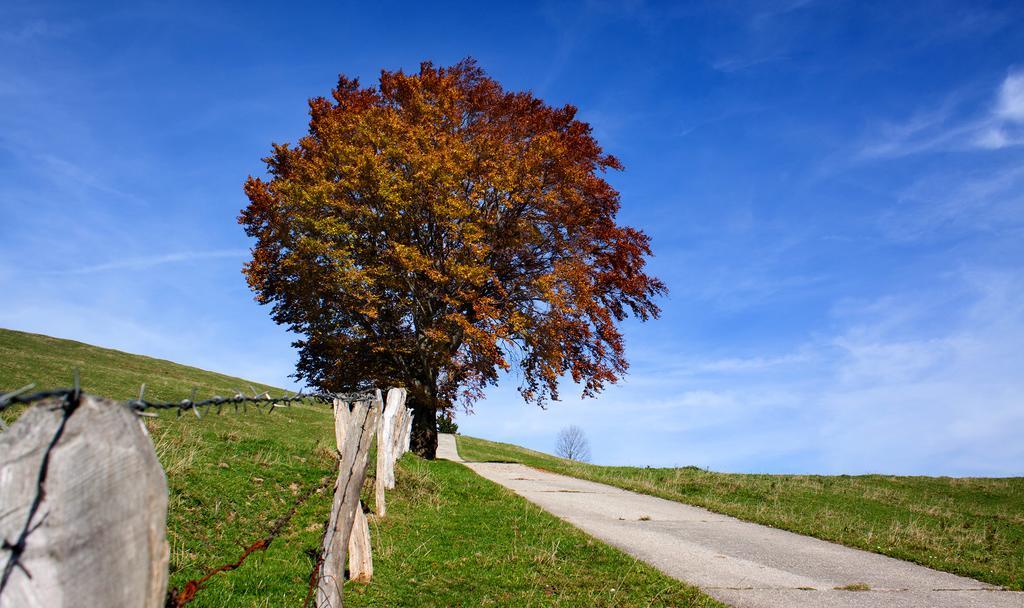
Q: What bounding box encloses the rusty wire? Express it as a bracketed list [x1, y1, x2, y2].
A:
[0, 373, 373, 603]
[1, 384, 323, 416]
[165, 474, 335, 607]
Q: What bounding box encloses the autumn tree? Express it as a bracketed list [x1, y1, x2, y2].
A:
[239, 59, 665, 458]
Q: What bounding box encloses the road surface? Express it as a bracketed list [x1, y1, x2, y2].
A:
[439, 434, 1024, 608]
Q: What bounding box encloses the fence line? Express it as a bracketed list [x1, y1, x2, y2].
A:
[375, 389, 414, 517]
[0, 377, 416, 608]
[332, 399, 373, 583]
[0, 383, 326, 416]
[314, 393, 379, 607]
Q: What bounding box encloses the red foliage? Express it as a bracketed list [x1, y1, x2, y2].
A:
[240, 59, 665, 446]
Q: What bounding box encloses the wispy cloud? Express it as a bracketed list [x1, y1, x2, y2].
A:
[879, 163, 1024, 242]
[0, 19, 76, 45]
[975, 69, 1024, 148]
[750, 0, 818, 24]
[32, 153, 145, 205]
[50, 250, 248, 275]
[994, 69, 1024, 121]
[858, 102, 965, 158]
[861, 68, 1024, 158]
[693, 353, 813, 373]
[463, 268, 1024, 475]
[707, 0, 819, 74]
[711, 52, 789, 74]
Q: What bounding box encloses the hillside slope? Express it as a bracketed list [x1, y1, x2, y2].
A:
[458, 435, 1024, 590]
[0, 327, 282, 401]
[1, 328, 338, 605]
[1, 329, 723, 607]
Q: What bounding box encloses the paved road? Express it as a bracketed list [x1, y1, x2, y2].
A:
[436, 432, 463, 462]
[438, 434, 1023, 608]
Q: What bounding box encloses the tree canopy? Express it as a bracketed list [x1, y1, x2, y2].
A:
[239, 59, 665, 456]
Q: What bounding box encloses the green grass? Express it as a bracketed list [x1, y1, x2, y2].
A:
[0, 328, 287, 403]
[457, 435, 1024, 590]
[346, 455, 724, 607]
[1, 328, 722, 606]
[1, 328, 339, 605]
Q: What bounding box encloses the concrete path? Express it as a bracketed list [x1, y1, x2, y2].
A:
[436, 432, 463, 462]
[438, 434, 1023, 608]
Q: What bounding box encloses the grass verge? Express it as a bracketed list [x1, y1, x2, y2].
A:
[346, 455, 725, 607]
[457, 435, 1024, 590]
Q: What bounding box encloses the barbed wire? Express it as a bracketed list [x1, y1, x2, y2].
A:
[1, 383, 377, 417]
[166, 472, 336, 607]
[0, 372, 377, 602]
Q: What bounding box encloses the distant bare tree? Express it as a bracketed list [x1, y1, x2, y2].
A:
[555, 425, 591, 462]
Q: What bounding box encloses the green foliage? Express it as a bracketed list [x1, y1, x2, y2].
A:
[457, 435, 1024, 591]
[437, 411, 458, 434]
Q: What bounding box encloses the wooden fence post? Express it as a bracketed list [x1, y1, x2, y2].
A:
[333, 399, 373, 583]
[392, 406, 407, 463]
[374, 387, 409, 517]
[347, 508, 373, 583]
[0, 395, 169, 608]
[333, 398, 349, 451]
[398, 407, 413, 456]
[384, 389, 407, 489]
[403, 407, 414, 454]
[374, 390, 391, 516]
[317, 394, 380, 608]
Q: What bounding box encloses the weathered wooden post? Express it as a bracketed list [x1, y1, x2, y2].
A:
[398, 407, 414, 456]
[333, 397, 349, 452]
[374, 390, 392, 516]
[384, 389, 407, 488]
[0, 395, 169, 608]
[392, 406, 407, 462]
[317, 393, 380, 607]
[374, 387, 410, 517]
[332, 398, 373, 583]
[347, 507, 373, 583]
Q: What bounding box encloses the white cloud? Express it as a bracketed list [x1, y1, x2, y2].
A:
[976, 69, 1024, 148]
[50, 250, 249, 275]
[711, 53, 788, 73]
[694, 353, 812, 373]
[994, 69, 1024, 122]
[974, 126, 1012, 149]
[461, 269, 1024, 475]
[859, 104, 969, 158]
[879, 163, 1024, 242]
[861, 68, 1024, 158]
[0, 19, 76, 45]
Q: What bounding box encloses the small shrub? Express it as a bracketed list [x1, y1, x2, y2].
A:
[438, 411, 458, 434]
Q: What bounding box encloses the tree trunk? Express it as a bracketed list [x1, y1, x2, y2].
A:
[409, 400, 437, 459]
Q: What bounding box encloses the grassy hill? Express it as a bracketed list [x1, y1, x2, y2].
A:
[1, 328, 341, 605]
[458, 435, 1024, 591]
[0, 328, 722, 607]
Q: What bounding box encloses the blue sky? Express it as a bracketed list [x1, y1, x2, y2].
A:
[2, 0, 1022, 475]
